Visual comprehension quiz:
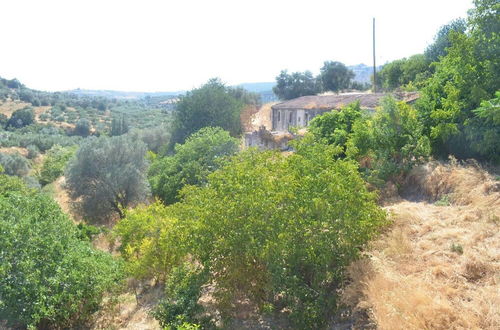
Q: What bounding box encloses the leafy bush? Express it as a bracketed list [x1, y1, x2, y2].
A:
[347, 97, 431, 181]
[114, 202, 183, 280]
[37, 145, 76, 185]
[7, 107, 34, 128]
[66, 135, 150, 220]
[117, 142, 386, 328]
[308, 101, 362, 151]
[464, 91, 500, 162]
[74, 118, 91, 137]
[26, 144, 39, 159]
[152, 263, 210, 329]
[0, 191, 123, 329]
[149, 127, 239, 204]
[0, 152, 30, 176]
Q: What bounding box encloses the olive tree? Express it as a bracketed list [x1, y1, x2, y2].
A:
[66, 135, 151, 221]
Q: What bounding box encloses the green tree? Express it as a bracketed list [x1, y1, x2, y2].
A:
[272, 70, 321, 100]
[425, 19, 467, 63]
[308, 101, 363, 152]
[171, 79, 243, 145]
[378, 54, 430, 91]
[66, 135, 150, 220]
[111, 114, 129, 136]
[347, 97, 431, 181]
[74, 118, 91, 137]
[417, 0, 499, 159]
[7, 107, 34, 128]
[319, 61, 355, 93]
[464, 91, 500, 162]
[149, 127, 239, 204]
[117, 143, 386, 328]
[0, 191, 123, 329]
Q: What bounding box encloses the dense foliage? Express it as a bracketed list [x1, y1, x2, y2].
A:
[66, 135, 151, 220]
[171, 79, 243, 145]
[308, 101, 362, 151]
[37, 145, 76, 185]
[149, 127, 239, 204]
[417, 0, 499, 160]
[116, 142, 386, 328]
[347, 97, 431, 181]
[0, 152, 30, 177]
[377, 54, 430, 91]
[273, 70, 321, 100]
[319, 61, 355, 93]
[464, 91, 500, 162]
[7, 107, 34, 128]
[0, 187, 123, 329]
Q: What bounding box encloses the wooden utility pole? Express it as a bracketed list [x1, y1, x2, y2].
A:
[373, 17, 377, 93]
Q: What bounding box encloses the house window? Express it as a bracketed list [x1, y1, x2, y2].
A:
[278, 111, 281, 122]
[289, 112, 293, 123]
[305, 113, 309, 125]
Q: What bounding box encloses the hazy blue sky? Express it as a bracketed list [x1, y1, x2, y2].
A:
[0, 0, 473, 92]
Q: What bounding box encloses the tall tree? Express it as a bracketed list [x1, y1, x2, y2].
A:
[425, 19, 467, 63]
[171, 78, 243, 145]
[319, 61, 355, 93]
[272, 70, 321, 100]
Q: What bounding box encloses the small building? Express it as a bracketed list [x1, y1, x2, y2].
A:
[271, 92, 419, 132]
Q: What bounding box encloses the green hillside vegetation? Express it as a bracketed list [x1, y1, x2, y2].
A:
[0, 1, 498, 329]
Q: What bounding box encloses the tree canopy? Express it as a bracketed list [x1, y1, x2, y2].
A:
[319, 61, 355, 93]
[171, 79, 243, 145]
[149, 127, 239, 204]
[66, 135, 151, 220]
[272, 70, 321, 100]
[0, 188, 123, 329]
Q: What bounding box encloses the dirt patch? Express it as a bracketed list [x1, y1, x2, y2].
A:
[0, 100, 31, 117]
[92, 283, 162, 330]
[0, 146, 29, 157]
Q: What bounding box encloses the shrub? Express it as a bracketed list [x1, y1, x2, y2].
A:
[118, 142, 386, 328]
[0, 152, 30, 177]
[0, 192, 123, 329]
[7, 107, 34, 128]
[66, 135, 150, 220]
[74, 118, 91, 137]
[149, 127, 238, 204]
[37, 145, 76, 185]
[174, 144, 386, 327]
[152, 263, 211, 329]
[347, 97, 431, 181]
[26, 144, 39, 159]
[464, 91, 500, 163]
[308, 101, 363, 151]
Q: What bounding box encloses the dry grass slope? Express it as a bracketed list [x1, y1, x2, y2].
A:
[342, 161, 499, 329]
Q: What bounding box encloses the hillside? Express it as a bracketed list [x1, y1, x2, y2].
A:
[342, 161, 500, 329]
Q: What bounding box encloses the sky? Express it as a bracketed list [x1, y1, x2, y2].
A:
[0, 0, 473, 92]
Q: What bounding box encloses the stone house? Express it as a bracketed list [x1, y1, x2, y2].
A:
[271, 92, 419, 132]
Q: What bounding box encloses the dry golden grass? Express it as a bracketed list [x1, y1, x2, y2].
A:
[342, 161, 500, 330]
[250, 102, 276, 131]
[0, 99, 31, 117]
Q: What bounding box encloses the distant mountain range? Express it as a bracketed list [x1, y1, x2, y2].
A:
[64, 89, 184, 99]
[63, 64, 378, 100]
